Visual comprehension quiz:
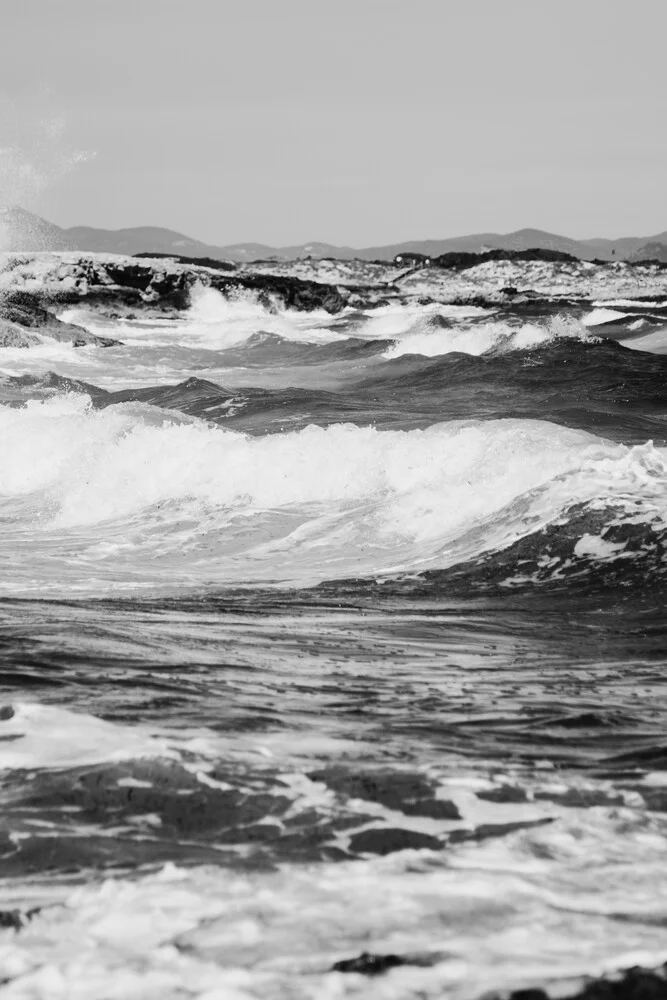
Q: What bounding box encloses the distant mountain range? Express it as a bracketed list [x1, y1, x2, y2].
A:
[1, 207, 666, 263]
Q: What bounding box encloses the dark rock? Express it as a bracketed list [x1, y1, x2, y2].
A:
[0, 319, 41, 347]
[0, 706, 14, 721]
[332, 950, 445, 975]
[209, 272, 347, 314]
[432, 248, 579, 270]
[506, 965, 667, 1000]
[0, 293, 122, 347]
[25, 260, 193, 312]
[0, 910, 22, 931]
[508, 991, 549, 1000]
[141, 270, 191, 308]
[0, 907, 41, 931]
[134, 252, 236, 272]
[629, 259, 667, 270]
[102, 263, 160, 291]
[1, 293, 68, 328]
[67, 328, 121, 348]
[348, 827, 443, 855]
[393, 252, 432, 266]
[6, 372, 108, 398]
[332, 952, 406, 975]
[9, 258, 346, 315]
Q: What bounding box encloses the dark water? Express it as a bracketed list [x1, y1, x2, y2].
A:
[1, 291, 667, 998]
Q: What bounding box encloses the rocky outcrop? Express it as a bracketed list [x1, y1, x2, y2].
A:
[134, 251, 237, 272]
[0, 320, 41, 348]
[432, 248, 580, 269]
[207, 271, 347, 313]
[237, 256, 405, 288]
[2, 252, 667, 341]
[504, 966, 667, 1000]
[332, 952, 441, 975]
[0, 253, 349, 317]
[4, 372, 108, 395]
[0, 292, 121, 347]
[0, 907, 40, 931]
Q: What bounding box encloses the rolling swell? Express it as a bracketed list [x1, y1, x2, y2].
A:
[321, 497, 667, 600]
[354, 337, 667, 444]
[5, 256, 667, 997]
[5, 335, 665, 443]
[2, 289, 667, 597]
[206, 329, 394, 366]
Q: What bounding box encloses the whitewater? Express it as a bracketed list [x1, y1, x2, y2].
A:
[2, 255, 667, 1000]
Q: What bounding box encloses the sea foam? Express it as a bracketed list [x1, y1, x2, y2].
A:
[0, 395, 666, 593]
[384, 314, 594, 359]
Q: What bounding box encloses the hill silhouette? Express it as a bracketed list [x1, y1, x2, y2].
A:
[1, 208, 666, 263]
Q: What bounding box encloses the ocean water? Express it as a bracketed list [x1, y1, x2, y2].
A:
[2, 282, 667, 998]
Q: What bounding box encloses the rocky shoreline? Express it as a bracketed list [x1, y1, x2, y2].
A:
[1, 250, 667, 350]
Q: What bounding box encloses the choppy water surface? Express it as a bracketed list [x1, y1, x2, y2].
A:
[2, 286, 667, 998]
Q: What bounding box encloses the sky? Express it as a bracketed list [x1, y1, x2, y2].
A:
[0, 0, 666, 247]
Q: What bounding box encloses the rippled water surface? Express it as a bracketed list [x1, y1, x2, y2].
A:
[2, 285, 667, 998]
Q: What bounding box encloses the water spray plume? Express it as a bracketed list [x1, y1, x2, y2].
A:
[0, 96, 94, 251]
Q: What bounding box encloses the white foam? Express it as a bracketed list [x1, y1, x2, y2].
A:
[593, 298, 667, 309]
[573, 533, 626, 559]
[2, 811, 667, 1000]
[384, 314, 592, 359]
[620, 325, 667, 355]
[60, 285, 348, 352]
[0, 339, 94, 369]
[0, 398, 666, 592]
[355, 302, 491, 345]
[0, 702, 173, 771]
[582, 307, 629, 327]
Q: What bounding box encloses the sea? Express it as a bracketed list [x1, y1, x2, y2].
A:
[1, 276, 667, 999]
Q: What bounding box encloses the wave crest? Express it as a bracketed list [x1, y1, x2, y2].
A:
[1, 397, 666, 593]
[384, 313, 595, 359]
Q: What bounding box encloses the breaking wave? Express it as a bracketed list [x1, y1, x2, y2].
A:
[383, 313, 595, 359]
[61, 284, 348, 351]
[1, 394, 666, 594]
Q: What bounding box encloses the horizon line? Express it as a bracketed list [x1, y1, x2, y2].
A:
[3, 207, 666, 250]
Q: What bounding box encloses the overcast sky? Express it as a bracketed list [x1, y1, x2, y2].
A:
[1, 0, 665, 246]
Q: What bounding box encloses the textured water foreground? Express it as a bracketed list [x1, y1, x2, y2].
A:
[1, 251, 667, 998]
